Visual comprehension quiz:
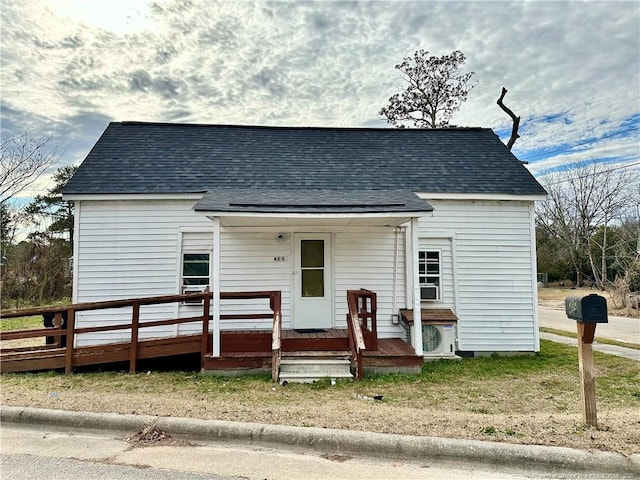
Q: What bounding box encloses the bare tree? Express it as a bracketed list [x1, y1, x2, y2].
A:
[1, 133, 60, 202]
[497, 87, 520, 150]
[537, 160, 638, 289]
[379, 49, 476, 128]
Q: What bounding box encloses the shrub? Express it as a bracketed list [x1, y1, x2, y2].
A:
[625, 258, 640, 293]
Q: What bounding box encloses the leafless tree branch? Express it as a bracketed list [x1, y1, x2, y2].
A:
[497, 87, 520, 150]
[1, 133, 60, 202]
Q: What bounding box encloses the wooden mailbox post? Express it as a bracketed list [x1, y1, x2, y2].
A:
[565, 294, 608, 428]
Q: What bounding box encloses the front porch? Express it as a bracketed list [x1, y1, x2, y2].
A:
[0, 289, 424, 380]
[204, 289, 423, 381]
[203, 328, 422, 377]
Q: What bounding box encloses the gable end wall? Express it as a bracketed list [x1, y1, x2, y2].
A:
[418, 199, 538, 352]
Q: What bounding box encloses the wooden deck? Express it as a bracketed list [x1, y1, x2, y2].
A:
[2, 328, 421, 375]
[1, 291, 423, 377]
[203, 329, 422, 374]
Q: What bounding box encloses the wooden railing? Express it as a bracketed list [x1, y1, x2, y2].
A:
[1, 290, 282, 376]
[346, 290, 368, 380]
[214, 291, 282, 382]
[353, 288, 377, 350]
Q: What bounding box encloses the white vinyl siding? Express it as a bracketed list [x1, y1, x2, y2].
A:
[334, 229, 406, 337]
[73, 197, 538, 352]
[218, 231, 292, 330]
[418, 199, 537, 352]
[74, 200, 213, 345]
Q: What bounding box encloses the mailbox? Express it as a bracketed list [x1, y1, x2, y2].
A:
[565, 294, 608, 323]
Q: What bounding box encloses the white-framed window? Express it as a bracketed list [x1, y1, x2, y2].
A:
[418, 250, 441, 301]
[181, 252, 210, 304]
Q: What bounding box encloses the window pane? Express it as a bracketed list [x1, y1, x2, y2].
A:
[426, 251, 439, 260]
[302, 269, 324, 297]
[301, 240, 324, 268]
[183, 262, 208, 276]
[184, 253, 210, 262]
[183, 278, 209, 286]
[426, 264, 439, 274]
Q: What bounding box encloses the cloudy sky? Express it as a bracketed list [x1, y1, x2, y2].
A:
[1, 0, 639, 198]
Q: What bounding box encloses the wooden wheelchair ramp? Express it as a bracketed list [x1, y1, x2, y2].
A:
[1, 291, 281, 375]
[1, 334, 204, 373]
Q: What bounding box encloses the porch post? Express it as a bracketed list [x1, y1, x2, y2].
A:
[212, 216, 221, 356]
[411, 217, 423, 356]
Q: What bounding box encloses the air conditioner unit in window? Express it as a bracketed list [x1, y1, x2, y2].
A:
[420, 285, 439, 301]
[181, 285, 209, 304]
[410, 322, 457, 358]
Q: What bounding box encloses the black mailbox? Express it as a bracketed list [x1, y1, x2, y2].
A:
[565, 294, 608, 323]
[43, 311, 68, 347]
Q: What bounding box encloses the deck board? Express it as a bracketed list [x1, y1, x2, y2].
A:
[281, 329, 347, 340]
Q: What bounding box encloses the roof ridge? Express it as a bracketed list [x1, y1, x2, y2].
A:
[115, 121, 487, 132]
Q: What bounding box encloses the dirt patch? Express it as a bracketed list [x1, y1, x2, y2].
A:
[126, 421, 195, 448]
[321, 454, 352, 462]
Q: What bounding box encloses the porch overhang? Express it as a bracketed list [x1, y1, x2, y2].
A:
[193, 188, 434, 227]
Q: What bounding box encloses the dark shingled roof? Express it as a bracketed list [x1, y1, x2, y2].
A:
[63, 122, 547, 197]
[194, 188, 433, 214]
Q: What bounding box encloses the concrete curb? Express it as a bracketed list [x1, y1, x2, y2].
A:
[2, 405, 639, 476]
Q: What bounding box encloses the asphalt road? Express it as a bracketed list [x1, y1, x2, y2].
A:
[538, 306, 640, 345]
[538, 306, 640, 361]
[1, 424, 559, 480]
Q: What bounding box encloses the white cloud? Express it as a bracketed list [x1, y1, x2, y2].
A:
[1, 0, 638, 196]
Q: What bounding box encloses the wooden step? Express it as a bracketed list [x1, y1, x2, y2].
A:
[281, 350, 350, 358]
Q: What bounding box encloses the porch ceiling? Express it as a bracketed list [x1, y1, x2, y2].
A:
[194, 188, 433, 227]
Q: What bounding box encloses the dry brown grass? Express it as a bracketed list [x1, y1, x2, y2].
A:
[2, 340, 639, 456]
[538, 287, 633, 317]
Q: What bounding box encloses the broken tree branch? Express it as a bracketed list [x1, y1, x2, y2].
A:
[497, 87, 520, 151]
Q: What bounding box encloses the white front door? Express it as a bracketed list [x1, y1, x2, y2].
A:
[293, 233, 332, 329]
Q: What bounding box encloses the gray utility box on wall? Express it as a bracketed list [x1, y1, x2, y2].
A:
[565, 293, 608, 323]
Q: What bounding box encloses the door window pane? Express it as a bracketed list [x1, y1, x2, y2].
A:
[302, 269, 324, 297]
[301, 240, 324, 268]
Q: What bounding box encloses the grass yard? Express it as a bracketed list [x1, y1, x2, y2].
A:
[2, 340, 639, 455]
[0, 315, 42, 332]
[0, 315, 45, 350]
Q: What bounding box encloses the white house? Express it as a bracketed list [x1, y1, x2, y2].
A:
[62, 122, 547, 374]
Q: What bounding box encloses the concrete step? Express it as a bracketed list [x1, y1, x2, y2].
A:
[279, 371, 353, 384]
[279, 355, 353, 384]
